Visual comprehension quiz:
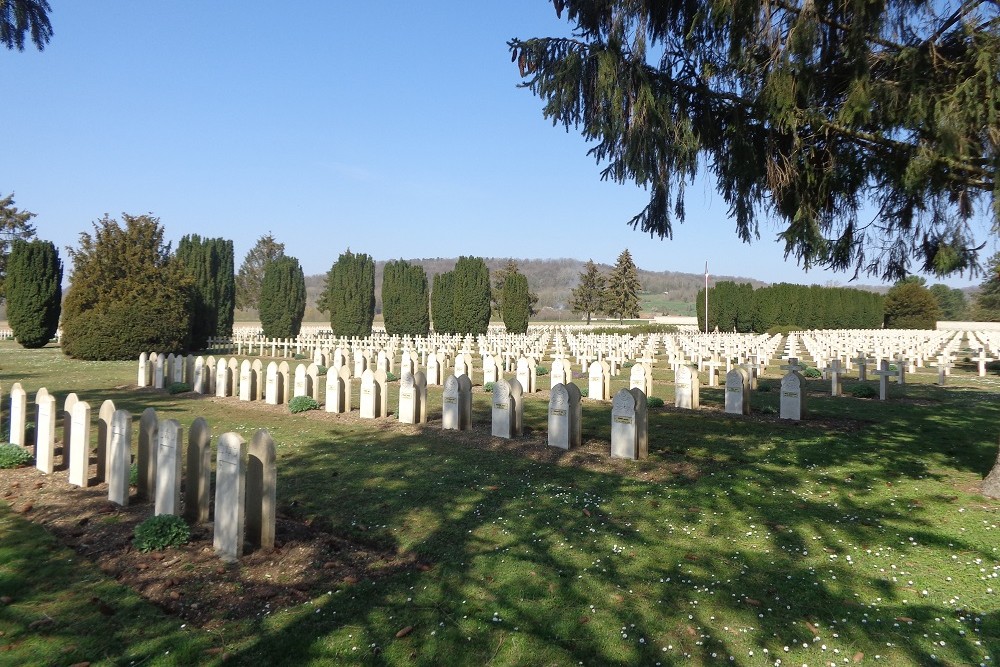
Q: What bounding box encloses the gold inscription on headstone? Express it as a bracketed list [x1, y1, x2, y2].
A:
[614, 416, 633, 424]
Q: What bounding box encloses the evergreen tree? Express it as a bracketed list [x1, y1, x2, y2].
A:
[501, 270, 531, 334]
[431, 270, 456, 334]
[382, 259, 430, 336]
[258, 256, 306, 339]
[0, 192, 37, 302]
[317, 249, 375, 337]
[605, 249, 641, 323]
[235, 233, 284, 311]
[62, 214, 193, 360]
[570, 259, 606, 325]
[884, 281, 942, 329]
[177, 235, 235, 350]
[510, 1, 997, 280]
[6, 238, 61, 348]
[492, 259, 538, 317]
[929, 284, 968, 321]
[973, 252, 1000, 321]
[452, 256, 491, 335]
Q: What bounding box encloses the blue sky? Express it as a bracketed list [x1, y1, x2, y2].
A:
[1, 2, 991, 289]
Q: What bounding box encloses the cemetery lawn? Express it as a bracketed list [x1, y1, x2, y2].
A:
[0, 343, 999, 666]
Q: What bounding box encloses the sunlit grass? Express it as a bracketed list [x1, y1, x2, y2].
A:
[0, 341, 998, 665]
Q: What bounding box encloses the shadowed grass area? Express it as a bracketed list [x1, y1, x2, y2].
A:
[0, 341, 999, 665]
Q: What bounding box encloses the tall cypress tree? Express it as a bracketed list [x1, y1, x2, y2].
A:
[259, 256, 306, 339]
[177, 235, 236, 349]
[605, 249, 641, 324]
[431, 270, 456, 334]
[382, 260, 429, 336]
[501, 270, 530, 334]
[6, 239, 61, 348]
[318, 249, 375, 337]
[452, 256, 491, 335]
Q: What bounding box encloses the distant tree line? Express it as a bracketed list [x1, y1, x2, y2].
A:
[696, 282, 885, 332]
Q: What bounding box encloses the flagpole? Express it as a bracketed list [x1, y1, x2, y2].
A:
[704, 261, 709, 334]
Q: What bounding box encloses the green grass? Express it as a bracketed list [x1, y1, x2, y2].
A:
[1, 342, 999, 665]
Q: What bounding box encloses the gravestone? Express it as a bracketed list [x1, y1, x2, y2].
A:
[138, 352, 150, 387]
[588, 362, 607, 401]
[779, 371, 806, 421]
[278, 361, 292, 404]
[548, 383, 582, 450]
[307, 363, 322, 402]
[611, 388, 648, 460]
[629, 363, 653, 398]
[454, 354, 469, 379]
[252, 359, 265, 400]
[35, 391, 56, 474]
[68, 400, 91, 487]
[62, 393, 79, 471]
[96, 399, 115, 483]
[724, 368, 750, 415]
[483, 354, 499, 385]
[293, 364, 309, 398]
[155, 419, 183, 516]
[442, 375, 472, 431]
[674, 366, 700, 409]
[375, 369, 389, 418]
[400, 350, 415, 377]
[550, 359, 569, 388]
[247, 429, 277, 551]
[9, 382, 26, 447]
[108, 409, 132, 506]
[185, 417, 212, 524]
[426, 354, 441, 386]
[359, 369, 380, 419]
[192, 356, 206, 394]
[205, 356, 217, 394]
[873, 360, 899, 401]
[213, 432, 247, 562]
[516, 357, 536, 393]
[154, 354, 165, 389]
[413, 370, 428, 423]
[398, 371, 419, 424]
[239, 360, 255, 401]
[824, 359, 844, 397]
[353, 350, 367, 378]
[265, 362, 281, 404]
[173, 355, 186, 384]
[215, 358, 230, 398]
[137, 407, 158, 501]
[491, 379, 515, 438]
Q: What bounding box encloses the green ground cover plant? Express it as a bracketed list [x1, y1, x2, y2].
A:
[133, 515, 191, 552]
[0, 342, 998, 665]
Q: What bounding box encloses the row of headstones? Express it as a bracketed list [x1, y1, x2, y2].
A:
[6, 382, 275, 562]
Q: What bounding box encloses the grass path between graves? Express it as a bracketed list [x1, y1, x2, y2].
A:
[1, 342, 999, 666]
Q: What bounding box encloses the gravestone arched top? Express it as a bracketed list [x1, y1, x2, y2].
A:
[612, 387, 636, 413]
[550, 383, 568, 408]
[443, 374, 459, 394]
[493, 378, 511, 402]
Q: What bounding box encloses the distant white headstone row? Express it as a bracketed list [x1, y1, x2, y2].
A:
[4, 382, 276, 563]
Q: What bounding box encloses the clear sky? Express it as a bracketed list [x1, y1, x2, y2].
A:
[1, 2, 991, 289]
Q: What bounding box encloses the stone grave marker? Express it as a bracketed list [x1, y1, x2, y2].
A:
[154, 354, 165, 389]
[442, 375, 472, 431]
[413, 370, 428, 423]
[215, 358, 230, 398]
[724, 367, 750, 415]
[9, 382, 26, 447]
[252, 359, 265, 400]
[108, 409, 132, 506]
[155, 419, 183, 516]
[611, 388, 648, 460]
[68, 400, 91, 487]
[779, 370, 806, 420]
[491, 378, 514, 439]
[239, 360, 255, 401]
[138, 352, 149, 387]
[213, 432, 247, 562]
[483, 354, 499, 385]
[398, 372, 419, 424]
[873, 360, 899, 400]
[35, 390, 56, 474]
[193, 356, 206, 394]
[61, 392, 78, 470]
[278, 361, 292, 403]
[293, 363, 309, 398]
[674, 366, 700, 409]
[96, 399, 115, 483]
[516, 357, 536, 393]
[185, 417, 212, 524]
[359, 369, 380, 419]
[550, 358, 568, 388]
[137, 407, 158, 501]
[247, 429, 277, 551]
[588, 362, 607, 401]
[823, 359, 843, 396]
[548, 383, 582, 450]
[427, 354, 441, 386]
[265, 362, 281, 404]
[307, 363, 322, 402]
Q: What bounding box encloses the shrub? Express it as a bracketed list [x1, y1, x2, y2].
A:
[535, 365, 549, 376]
[6, 239, 62, 348]
[289, 396, 319, 413]
[0, 443, 32, 468]
[315, 365, 328, 376]
[133, 515, 191, 552]
[483, 382, 495, 393]
[293, 353, 307, 360]
[580, 386, 589, 398]
[167, 382, 191, 394]
[130, 463, 138, 486]
[647, 396, 664, 408]
[804, 367, 822, 378]
[622, 361, 635, 369]
[850, 383, 878, 398]
[386, 372, 398, 382]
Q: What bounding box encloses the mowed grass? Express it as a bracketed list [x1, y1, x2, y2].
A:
[1, 341, 999, 665]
